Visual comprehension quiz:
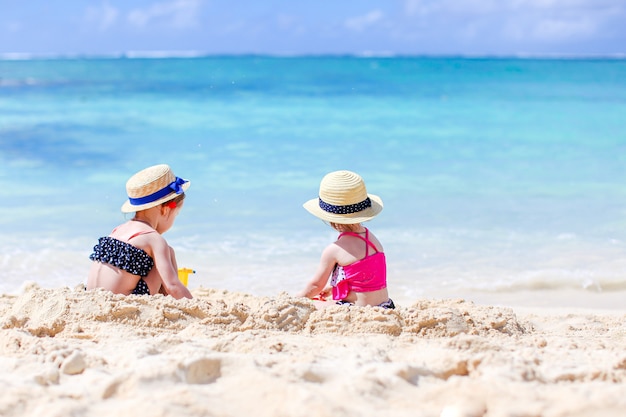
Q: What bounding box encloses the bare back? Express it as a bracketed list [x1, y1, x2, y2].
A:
[86, 220, 157, 294]
[331, 230, 389, 306]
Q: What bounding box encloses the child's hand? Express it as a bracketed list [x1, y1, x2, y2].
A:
[312, 287, 332, 301]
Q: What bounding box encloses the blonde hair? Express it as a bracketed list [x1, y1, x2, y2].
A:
[330, 222, 362, 233]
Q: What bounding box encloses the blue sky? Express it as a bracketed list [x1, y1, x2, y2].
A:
[1, 0, 625, 56]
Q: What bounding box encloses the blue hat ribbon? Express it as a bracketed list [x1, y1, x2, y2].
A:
[129, 177, 187, 206]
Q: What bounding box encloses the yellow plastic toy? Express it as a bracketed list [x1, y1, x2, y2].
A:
[177, 268, 195, 287]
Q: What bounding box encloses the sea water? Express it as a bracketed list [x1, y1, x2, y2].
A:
[1, 56, 626, 306]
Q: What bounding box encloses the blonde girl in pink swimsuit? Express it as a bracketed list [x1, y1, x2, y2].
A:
[297, 170, 395, 309]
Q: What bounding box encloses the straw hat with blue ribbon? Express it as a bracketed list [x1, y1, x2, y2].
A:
[121, 164, 190, 213]
[303, 170, 383, 224]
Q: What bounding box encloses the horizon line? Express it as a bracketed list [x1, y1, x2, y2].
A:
[1, 50, 625, 61]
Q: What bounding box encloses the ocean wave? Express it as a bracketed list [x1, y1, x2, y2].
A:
[0, 78, 42, 87]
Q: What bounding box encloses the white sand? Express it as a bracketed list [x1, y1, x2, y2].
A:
[1, 284, 625, 417]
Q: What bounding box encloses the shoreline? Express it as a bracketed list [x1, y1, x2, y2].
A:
[1, 284, 625, 417]
[423, 288, 626, 313]
[5, 277, 626, 312]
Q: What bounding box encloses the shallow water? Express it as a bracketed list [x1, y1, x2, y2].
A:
[1, 56, 626, 305]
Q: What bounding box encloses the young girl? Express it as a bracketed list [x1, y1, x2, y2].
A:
[297, 170, 395, 309]
[87, 164, 193, 300]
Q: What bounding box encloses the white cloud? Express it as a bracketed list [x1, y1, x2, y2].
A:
[345, 10, 384, 32]
[530, 17, 596, 40]
[502, 16, 596, 42]
[6, 21, 22, 33]
[400, 0, 625, 45]
[503, 1, 619, 41]
[85, 2, 119, 31]
[276, 14, 307, 35]
[405, 0, 624, 17]
[404, 0, 499, 16]
[276, 14, 296, 30]
[127, 0, 202, 29]
[405, 0, 428, 16]
[510, 0, 601, 9]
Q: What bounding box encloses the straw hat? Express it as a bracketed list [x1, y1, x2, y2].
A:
[121, 164, 190, 213]
[303, 170, 383, 224]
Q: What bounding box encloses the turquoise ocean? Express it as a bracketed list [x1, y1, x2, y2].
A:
[1, 56, 626, 307]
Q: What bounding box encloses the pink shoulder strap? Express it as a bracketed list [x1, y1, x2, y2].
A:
[338, 228, 378, 256]
[109, 226, 154, 241]
[128, 230, 155, 241]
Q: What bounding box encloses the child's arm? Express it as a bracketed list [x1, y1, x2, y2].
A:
[151, 237, 193, 299]
[297, 244, 338, 298]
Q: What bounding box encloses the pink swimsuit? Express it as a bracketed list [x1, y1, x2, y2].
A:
[331, 229, 387, 301]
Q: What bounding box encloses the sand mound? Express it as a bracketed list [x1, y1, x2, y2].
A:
[1, 285, 528, 340]
[1, 284, 625, 417]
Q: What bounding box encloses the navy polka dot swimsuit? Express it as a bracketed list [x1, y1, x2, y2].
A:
[89, 235, 154, 295]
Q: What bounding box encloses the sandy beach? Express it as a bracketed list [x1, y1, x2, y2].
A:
[1, 284, 625, 417]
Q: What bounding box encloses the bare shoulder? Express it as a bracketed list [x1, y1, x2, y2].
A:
[321, 242, 342, 260]
[141, 230, 168, 247]
[126, 229, 168, 254]
[367, 231, 384, 251]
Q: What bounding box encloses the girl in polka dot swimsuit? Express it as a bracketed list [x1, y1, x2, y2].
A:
[87, 164, 193, 300]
